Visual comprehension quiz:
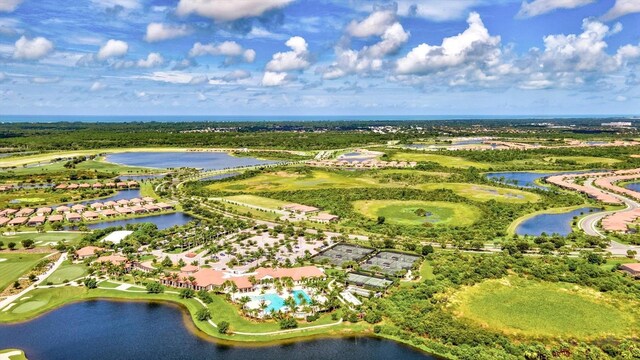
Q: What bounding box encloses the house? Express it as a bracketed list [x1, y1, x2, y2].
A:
[282, 203, 320, 214]
[116, 199, 130, 206]
[103, 201, 117, 208]
[156, 202, 174, 210]
[128, 181, 139, 188]
[47, 214, 63, 223]
[115, 207, 133, 215]
[0, 209, 18, 217]
[95, 254, 129, 266]
[254, 266, 325, 285]
[66, 213, 82, 222]
[82, 211, 100, 221]
[310, 212, 340, 223]
[143, 204, 160, 212]
[76, 246, 105, 259]
[133, 261, 156, 273]
[620, 263, 640, 278]
[67, 184, 79, 190]
[36, 207, 53, 216]
[92, 183, 103, 189]
[16, 208, 35, 217]
[116, 182, 128, 188]
[105, 182, 117, 188]
[142, 197, 155, 203]
[71, 204, 86, 213]
[129, 198, 143, 205]
[79, 183, 90, 189]
[8, 217, 28, 226]
[90, 202, 104, 210]
[27, 216, 46, 226]
[0, 217, 10, 226]
[130, 205, 146, 214]
[55, 184, 68, 190]
[101, 209, 118, 217]
[55, 206, 71, 214]
[180, 265, 199, 273]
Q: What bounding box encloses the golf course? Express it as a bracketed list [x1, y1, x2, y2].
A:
[353, 200, 480, 226]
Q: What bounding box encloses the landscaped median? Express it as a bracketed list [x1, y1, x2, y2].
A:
[0, 281, 372, 343]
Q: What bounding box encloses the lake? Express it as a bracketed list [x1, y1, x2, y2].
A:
[486, 171, 602, 189]
[86, 212, 194, 230]
[117, 174, 166, 181]
[105, 152, 276, 170]
[0, 301, 435, 360]
[516, 207, 600, 236]
[624, 182, 640, 192]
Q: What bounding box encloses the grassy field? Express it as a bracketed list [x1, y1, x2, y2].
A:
[0, 253, 49, 290]
[452, 277, 639, 338]
[44, 261, 87, 284]
[208, 170, 384, 193]
[389, 152, 490, 169]
[353, 200, 480, 227]
[417, 183, 541, 203]
[0, 232, 84, 250]
[419, 261, 435, 280]
[544, 156, 622, 166]
[223, 194, 291, 210]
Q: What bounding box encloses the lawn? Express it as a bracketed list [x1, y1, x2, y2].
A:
[44, 261, 88, 284]
[223, 194, 292, 210]
[388, 152, 490, 169]
[452, 277, 639, 338]
[0, 232, 84, 250]
[353, 200, 480, 227]
[419, 260, 435, 280]
[417, 183, 541, 203]
[0, 252, 49, 290]
[208, 170, 384, 193]
[0, 349, 27, 360]
[544, 156, 622, 166]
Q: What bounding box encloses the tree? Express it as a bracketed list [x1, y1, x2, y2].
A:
[21, 239, 35, 249]
[84, 278, 98, 289]
[146, 281, 164, 294]
[7, 242, 16, 250]
[364, 311, 382, 324]
[218, 321, 230, 334]
[0, 241, 4, 250]
[376, 216, 385, 224]
[196, 308, 211, 321]
[161, 256, 172, 268]
[627, 250, 637, 259]
[179, 288, 195, 299]
[422, 244, 434, 256]
[279, 316, 298, 329]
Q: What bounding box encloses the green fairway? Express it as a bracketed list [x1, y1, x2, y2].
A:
[208, 170, 384, 192]
[389, 152, 490, 169]
[44, 261, 87, 284]
[453, 277, 639, 338]
[353, 200, 480, 226]
[0, 232, 84, 250]
[0, 253, 49, 290]
[223, 194, 291, 210]
[418, 183, 541, 203]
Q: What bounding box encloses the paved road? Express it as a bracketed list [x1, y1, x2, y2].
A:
[0, 252, 66, 311]
[577, 179, 640, 260]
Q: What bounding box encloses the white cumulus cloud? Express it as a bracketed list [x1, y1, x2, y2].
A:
[189, 41, 255, 63]
[145, 23, 192, 42]
[13, 36, 54, 60]
[396, 12, 499, 75]
[97, 39, 128, 60]
[517, 0, 594, 18]
[137, 52, 164, 68]
[346, 9, 396, 37]
[265, 36, 310, 72]
[601, 0, 640, 21]
[176, 0, 294, 22]
[0, 0, 23, 12]
[261, 71, 288, 86]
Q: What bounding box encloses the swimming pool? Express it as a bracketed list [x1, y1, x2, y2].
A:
[252, 290, 312, 313]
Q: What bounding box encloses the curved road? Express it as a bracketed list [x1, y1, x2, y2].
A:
[577, 179, 640, 259]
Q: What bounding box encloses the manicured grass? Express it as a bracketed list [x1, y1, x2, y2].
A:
[417, 183, 541, 203]
[452, 277, 639, 338]
[389, 152, 490, 169]
[208, 170, 384, 193]
[419, 261, 434, 280]
[601, 257, 638, 271]
[353, 200, 480, 227]
[0, 232, 84, 250]
[0, 349, 27, 360]
[44, 261, 87, 284]
[0, 253, 49, 290]
[223, 194, 291, 210]
[544, 156, 621, 166]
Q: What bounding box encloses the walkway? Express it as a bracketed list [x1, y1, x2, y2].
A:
[0, 252, 67, 311]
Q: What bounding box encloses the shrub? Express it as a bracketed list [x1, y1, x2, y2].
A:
[279, 317, 298, 329]
[196, 308, 211, 321]
[84, 278, 98, 289]
[179, 288, 195, 299]
[146, 281, 164, 294]
[218, 321, 230, 334]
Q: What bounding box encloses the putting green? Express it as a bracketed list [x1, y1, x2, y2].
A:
[45, 263, 87, 284]
[452, 277, 639, 338]
[353, 200, 480, 226]
[12, 300, 47, 314]
[418, 183, 540, 203]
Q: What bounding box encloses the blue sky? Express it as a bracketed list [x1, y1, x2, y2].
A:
[0, 0, 639, 116]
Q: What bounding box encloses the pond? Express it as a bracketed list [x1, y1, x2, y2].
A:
[485, 171, 601, 190]
[516, 207, 600, 236]
[0, 301, 435, 360]
[117, 174, 166, 181]
[105, 152, 276, 170]
[199, 172, 240, 182]
[86, 212, 195, 230]
[624, 182, 640, 192]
